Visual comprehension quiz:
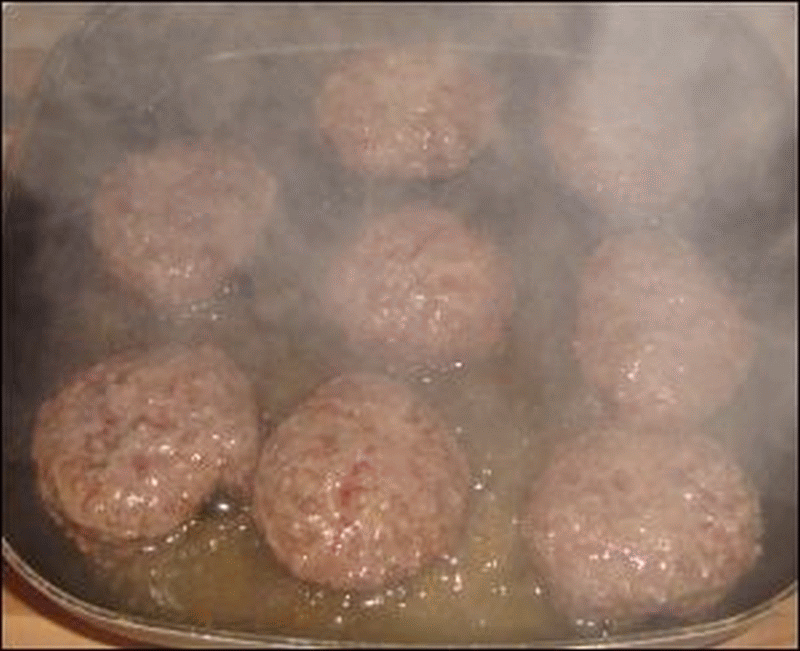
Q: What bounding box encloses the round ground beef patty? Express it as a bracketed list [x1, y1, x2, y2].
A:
[319, 204, 515, 364]
[91, 140, 279, 307]
[32, 344, 261, 543]
[539, 62, 696, 221]
[573, 231, 754, 424]
[252, 373, 470, 591]
[316, 46, 500, 179]
[521, 427, 763, 625]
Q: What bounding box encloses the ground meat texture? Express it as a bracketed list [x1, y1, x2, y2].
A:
[573, 231, 754, 424]
[319, 205, 515, 365]
[252, 373, 470, 591]
[521, 427, 763, 626]
[91, 140, 279, 307]
[539, 63, 696, 221]
[316, 46, 500, 179]
[32, 344, 261, 543]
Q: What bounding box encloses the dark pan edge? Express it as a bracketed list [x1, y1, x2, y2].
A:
[3, 537, 797, 648]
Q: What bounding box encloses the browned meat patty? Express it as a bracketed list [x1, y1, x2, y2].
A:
[573, 231, 754, 424]
[521, 427, 763, 626]
[316, 46, 500, 179]
[32, 344, 261, 543]
[319, 204, 515, 365]
[91, 140, 280, 307]
[252, 373, 470, 591]
[539, 63, 696, 220]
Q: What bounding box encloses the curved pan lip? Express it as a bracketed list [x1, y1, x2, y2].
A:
[3, 536, 797, 648]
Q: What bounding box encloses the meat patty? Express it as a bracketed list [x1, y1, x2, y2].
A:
[32, 344, 261, 543]
[319, 204, 515, 365]
[521, 427, 763, 626]
[539, 62, 696, 221]
[91, 140, 279, 307]
[316, 46, 500, 179]
[573, 231, 754, 424]
[252, 373, 470, 591]
[687, 10, 792, 216]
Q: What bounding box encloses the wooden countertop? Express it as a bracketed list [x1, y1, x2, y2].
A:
[3, 561, 797, 648]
